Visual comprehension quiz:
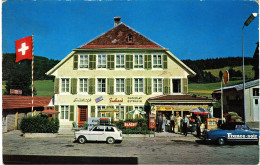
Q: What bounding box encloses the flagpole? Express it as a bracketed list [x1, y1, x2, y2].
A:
[32, 34, 34, 116]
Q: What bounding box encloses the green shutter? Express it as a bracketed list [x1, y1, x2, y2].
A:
[70, 105, 74, 121]
[73, 54, 78, 70]
[144, 54, 152, 70]
[107, 55, 115, 70]
[54, 78, 59, 94]
[126, 78, 132, 95]
[163, 54, 167, 69]
[91, 106, 95, 117]
[126, 54, 133, 70]
[89, 54, 96, 70]
[71, 78, 77, 94]
[88, 78, 95, 94]
[54, 105, 59, 118]
[182, 78, 188, 94]
[107, 78, 114, 95]
[145, 78, 152, 95]
[126, 106, 133, 119]
[163, 78, 170, 94]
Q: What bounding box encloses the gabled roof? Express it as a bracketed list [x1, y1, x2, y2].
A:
[213, 79, 259, 92]
[2, 95, 52, 110]
[79, 23, 163, 49]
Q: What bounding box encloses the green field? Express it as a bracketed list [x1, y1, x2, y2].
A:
[204, 65, 254, 80]
[34, 80, 54, 97]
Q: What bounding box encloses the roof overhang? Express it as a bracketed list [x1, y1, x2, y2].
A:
[73, 48, 169, 52]
[148, 100, 216, 104]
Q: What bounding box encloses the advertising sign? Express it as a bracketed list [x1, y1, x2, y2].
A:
[10, 89, 22, 95]
[88, 117, 111, 130]
[95, 96, 103, 103]
[207, 118, 218, 130]
[124, 122, 138, 127]
[149, 114, 156, 129]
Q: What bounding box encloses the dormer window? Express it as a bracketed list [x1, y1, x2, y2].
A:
[127, 34, 133, 43]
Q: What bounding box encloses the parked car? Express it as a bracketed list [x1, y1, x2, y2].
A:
[74, 124, 123, 144]
[204, 122, 259, 145]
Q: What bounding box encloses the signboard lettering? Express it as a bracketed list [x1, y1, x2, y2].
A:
[109, 98, 123, 103]
[95, 96, 103, 103]
[124, 122, 138, 127]
[127, 97, 142, 103]
[73, 98, 91, 102]
[10, 89, 22, 95]
[227, 133, 258, 139]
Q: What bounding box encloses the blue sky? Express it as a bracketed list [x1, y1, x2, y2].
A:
[2, 0, 259, 61]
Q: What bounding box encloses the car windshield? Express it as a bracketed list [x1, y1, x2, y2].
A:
[91, 126, 105, 131]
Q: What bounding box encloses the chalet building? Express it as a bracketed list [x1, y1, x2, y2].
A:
[47, 17, 215, 128]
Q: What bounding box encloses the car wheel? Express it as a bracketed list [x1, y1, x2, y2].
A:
[78, 136, 87, 144]
[217, 137, 226, 145]
[107, 137, 115, 144]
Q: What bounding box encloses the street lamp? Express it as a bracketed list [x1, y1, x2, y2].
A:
[242, 13, 257, 123]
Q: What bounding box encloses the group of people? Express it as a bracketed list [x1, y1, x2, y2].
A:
[156, 112, 202, 137]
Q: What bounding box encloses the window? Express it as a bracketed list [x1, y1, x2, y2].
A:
[134, 78, 144, 93]
[61, 78, 70, 93]
[98, 55, 106, 68]
[153, 78, 162, 92]
[172, 79, 181, 93]
[116, 55, 125, 68]
[153, 55, 162, 68]
[116, 78, 125, 93]
[105, 126, 115, 132]
[92, 126, 105, 131]
[97, 105, 106, 117]
[134, 106, 144, 118]
[60, 105, 69, 120]
[79, 55, 88, 68]
[97, 78, 106, 92]
[253, 88, 259, 96]
[79, 78, 88, 93]
[134, 55, 143, 68]
[116, 105, 124, 120]
[128, 34, 133, 43]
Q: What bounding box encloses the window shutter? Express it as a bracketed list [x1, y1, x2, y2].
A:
[126, 78, 132, 95]
[182, 78, 188, 94]
[145, 78, 152, 95]
[71, 78, 77, 94]
[107, 78, 114, 95]
[163, 78, 170, 94]
[54, 105, 59, 118]
[126, 106, 133, 119]
[107, 55, 115, 70]
[88, 78, 95, 94]
[54, 78, 59, 94]
[70, 105, 74, 121]
[89, 54, 96, 70]
[126, 54, 133, 70]
[163, 54, 167, 69]
[91, 106, 95, 117]
[73, 54, 78, 70]
[144, 54, 152, 70]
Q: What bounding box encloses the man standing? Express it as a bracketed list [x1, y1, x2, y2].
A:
[157, 113, 163, 133]
[183, 115, 189, 136]
[176, 113, 182, 134]
[170, 113, 175, 133]
[196, 115, 201, 137]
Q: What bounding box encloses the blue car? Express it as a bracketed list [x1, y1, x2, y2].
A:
[204, 122, 259, 145]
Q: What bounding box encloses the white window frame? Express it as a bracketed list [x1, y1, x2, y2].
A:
[60, 105, 70, 121]
[97, 78, 107, 93]
[134, 54, 144, 69]
[97, 105, 106, 117]
[97, 54, 107, 68]
[78, 78, 88, 93]
[153, 78, 163, 93]
[116, 54, 125, 69]
[115, 78, 125, 93]
[60, 78, 70, 93]
[79, 54, 89, 69]
[115, 105, 125, 120]
[134, 78, 144, 93]
[153, 54, 162, 69]
[172, 78, 182, 94]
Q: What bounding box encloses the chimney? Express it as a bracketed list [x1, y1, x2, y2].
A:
[114, 17, 121, 27]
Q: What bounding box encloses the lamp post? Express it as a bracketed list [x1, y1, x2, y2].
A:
[242, 13, 257, 123]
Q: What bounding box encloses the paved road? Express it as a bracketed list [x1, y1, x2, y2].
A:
[3, 130, 259, 164]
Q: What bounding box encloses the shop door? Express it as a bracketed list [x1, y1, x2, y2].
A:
[253, 99, 259, 121]
[78, 106, 88, 126]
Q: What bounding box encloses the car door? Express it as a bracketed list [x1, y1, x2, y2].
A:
[102, 126, 116, 141]
[87, 126, 105, 141]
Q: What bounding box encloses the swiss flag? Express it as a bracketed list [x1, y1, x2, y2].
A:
[15, 36, 33, 63]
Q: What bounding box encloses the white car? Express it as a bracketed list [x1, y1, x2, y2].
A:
[74, 124, 123, 144]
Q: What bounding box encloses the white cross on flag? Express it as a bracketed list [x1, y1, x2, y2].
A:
[15, 36, 33, 63]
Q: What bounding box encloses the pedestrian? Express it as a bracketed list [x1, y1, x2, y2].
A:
[176, 113, 182, 134]
[157, 113, 163, 132]
[170, 113, 175, 133]
[182, 115, 189, 136]
[196, 115, 202, 137]
[162, 114, 166, 132]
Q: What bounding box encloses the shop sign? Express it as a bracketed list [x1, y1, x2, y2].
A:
[127, 97, 142, 103]
[124, 122, 138, 127]
[95, 96, 103, 103]
[10, 89, 22, 95]
[156, 106, 173, 111]
[73, 98, 91, 102]
[206, 118, 218, 130]
[109, 98, 123, 103]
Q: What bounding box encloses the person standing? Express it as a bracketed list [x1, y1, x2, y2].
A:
[162, 114, 166, 132]
[176, 113, 182, 134]
[157, 114, 163, 132]
[182, 115, 189, 136]
[170, 113, 175, 133]
[196, 115, 202, 137]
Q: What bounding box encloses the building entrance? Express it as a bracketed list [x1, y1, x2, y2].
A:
[78, 106, 88, 126]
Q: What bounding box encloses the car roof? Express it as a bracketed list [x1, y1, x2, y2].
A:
[95, 124, 116, 127]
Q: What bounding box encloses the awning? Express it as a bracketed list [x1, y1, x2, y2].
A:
[99, 108, 119, 113]
[40, 110, 59, 114]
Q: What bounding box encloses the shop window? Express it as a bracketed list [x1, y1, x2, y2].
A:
[97, 54, 106, 68]
[153, 55, 162, 68]
[116, 105, 124, 120]
[97, 105, 106, 117]
[172, 79, 181, 93]
[116, 55, 125, 68]
[79, 78, 88, 93]
[134, 55, 144, 68]
[253, 88, 259, 96]
[79, 55, 88, 68]
[61, 78, 70, 93]
[97, 78, 106, 93]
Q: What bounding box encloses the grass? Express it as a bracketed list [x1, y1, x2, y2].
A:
[34, 80, 54, 97]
